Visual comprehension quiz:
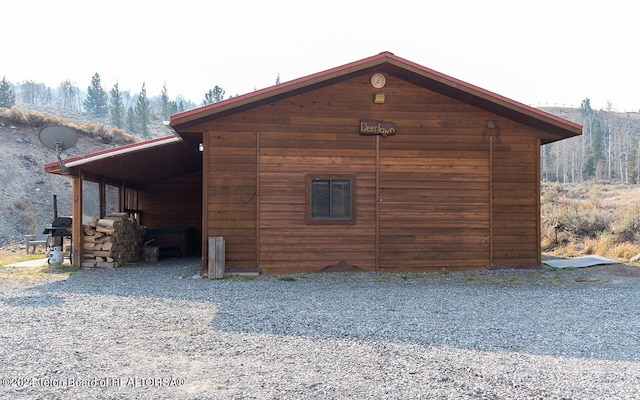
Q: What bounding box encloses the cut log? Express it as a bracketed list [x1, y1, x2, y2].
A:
[96, 226, 116, 235]
[107, 212, 128, 219]
[81, 215, 146, 268]
[97, 218, 114, 226]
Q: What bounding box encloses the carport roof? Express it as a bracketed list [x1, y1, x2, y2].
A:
[44, 135, 202, 188]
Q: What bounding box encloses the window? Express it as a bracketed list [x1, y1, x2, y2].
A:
[82, 180, 122, 224]
[82, 180, 100, 225]
[306, 175, 355, 224]
[105, 184, 120, 216]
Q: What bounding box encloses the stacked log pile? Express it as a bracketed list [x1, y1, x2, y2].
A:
[82, 213, 146, 268]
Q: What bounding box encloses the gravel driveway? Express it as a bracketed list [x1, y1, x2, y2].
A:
[1, 258, 639, 399]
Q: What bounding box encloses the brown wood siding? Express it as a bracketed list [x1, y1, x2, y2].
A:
[192, 75, 547, 273]
[258, 133, 377, 274]
[137, 172, 203, 252]
[206, 132, 257, 269]
[378, 130, 491, 271]
[491, 130, 540, 266]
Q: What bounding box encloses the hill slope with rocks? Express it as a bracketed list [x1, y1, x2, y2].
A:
[0, 122, 110, 247]
[0, 104, 170, 249]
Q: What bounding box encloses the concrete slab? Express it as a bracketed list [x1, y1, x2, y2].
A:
[6, 258, 50, 267]
[543, 255, 620, 269]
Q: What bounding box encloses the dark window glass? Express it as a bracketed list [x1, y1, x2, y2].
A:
[310, 178, 352, 220]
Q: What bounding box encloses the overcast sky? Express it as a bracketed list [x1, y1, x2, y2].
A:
[3, 0, 638, 112]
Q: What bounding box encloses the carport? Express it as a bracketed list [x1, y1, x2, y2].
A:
[44, 135, 203, 267]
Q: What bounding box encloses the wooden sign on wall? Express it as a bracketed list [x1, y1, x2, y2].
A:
[359, 119, 396, 137]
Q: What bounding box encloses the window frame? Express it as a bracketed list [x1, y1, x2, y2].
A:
[305, 174, 356, 225]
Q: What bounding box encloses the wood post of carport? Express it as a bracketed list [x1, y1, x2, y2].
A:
[71, 175, 83, 267]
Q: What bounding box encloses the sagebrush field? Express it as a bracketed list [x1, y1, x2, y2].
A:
[541, 182, 640, 260]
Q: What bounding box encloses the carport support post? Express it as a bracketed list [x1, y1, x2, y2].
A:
[71, 176, 83, 267]
[208, 237, 225, 279]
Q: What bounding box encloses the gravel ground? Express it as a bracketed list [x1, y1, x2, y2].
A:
[0, 258, 639, 400]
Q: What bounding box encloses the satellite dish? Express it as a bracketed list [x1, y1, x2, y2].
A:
[39, 125, 78, 174]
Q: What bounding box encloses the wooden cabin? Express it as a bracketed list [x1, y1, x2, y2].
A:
[45, 52, 582, 275]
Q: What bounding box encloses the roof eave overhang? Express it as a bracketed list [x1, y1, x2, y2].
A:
[44, 135, 180, 171]
[43, 135, 200, 188]
[169, 55, 390, 132]
[383, 57, 583, 143]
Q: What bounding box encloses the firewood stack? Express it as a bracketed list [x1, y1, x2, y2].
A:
[82, 212, 146, 268]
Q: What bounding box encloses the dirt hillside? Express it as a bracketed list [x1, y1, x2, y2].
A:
[0, 101, 177, 249]
[0, 121, 113, 247]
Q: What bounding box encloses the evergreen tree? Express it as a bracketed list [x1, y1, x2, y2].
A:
[203, 85, 225, 105]
[84, 73, 108, 117]
[166, 100, 178, 116]
[174, 95, 189, 113]
[134, 83, 151, 137]
[160, 83, 171, 119]
[109, 82, 125, 129]
[0, 76, 15, 108]
[126, 107, 136, 133]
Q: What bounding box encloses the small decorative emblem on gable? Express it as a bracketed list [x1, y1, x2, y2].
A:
[359, 119, 396, 137]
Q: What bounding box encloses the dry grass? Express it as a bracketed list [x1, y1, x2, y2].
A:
[542, 182, 640, 262]
[0, 105, 137, 145]
[0, 244, 46, 267]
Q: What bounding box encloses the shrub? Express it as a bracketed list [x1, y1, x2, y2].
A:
[582, 238, 600, 255]
[610, 210, 640, 243]
[542, 188, 560, 203]
[0, 105, 137, 146]
[17, 212, 38, 235]
[540, 236, 555, 251]
[554, 242, 576, 258]
[556, 203, 611, 239]
[4, 106, 26, 124]
[609, 243, 640, 260]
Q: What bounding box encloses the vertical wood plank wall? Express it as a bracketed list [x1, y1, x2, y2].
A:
[198, 76, 543, 273]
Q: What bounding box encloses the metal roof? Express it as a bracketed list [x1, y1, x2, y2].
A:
[44, 135, 202, 187]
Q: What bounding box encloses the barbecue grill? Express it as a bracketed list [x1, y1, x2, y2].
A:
[42, 216, 72, 240]
[42, 197, 72, 263]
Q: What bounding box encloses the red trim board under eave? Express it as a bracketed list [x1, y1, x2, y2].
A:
[43, 135, 181, 172]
